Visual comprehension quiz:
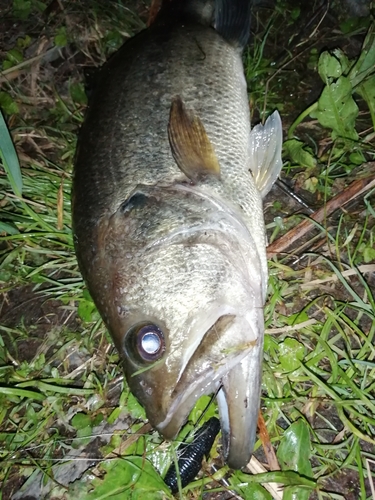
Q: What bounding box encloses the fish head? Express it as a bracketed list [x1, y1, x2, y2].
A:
[84, 183, 265, 468]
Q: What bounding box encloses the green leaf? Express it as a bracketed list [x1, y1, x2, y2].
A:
[6, 48, 24, 65]
[236, 469, 316, 488]
[0, 221, 19, 234]
[240, 482, 272, 500]
[356, 75, 375, 130]
[349, 24, 375, 84]
[188, 395, 217, 423]
[71, 412, 92, 430]
[83, 457, 170, 499]
[13, 0, 31, 19]
[71, 412, 94, 445]
[349, 150, 365, 165]
[264, 334, 278, 355]
[104, 30, 124, 51]
[70, 82, 88, 105]
[277, 420, 313, 473]
[93, 413, 104, 427]
[284, 485, 311, 500]
[281, 311, 309, 327]
[76, 425, 93, 441]
[127, 392, 146, 420]
[340, 16, 370, 34]
[363, 246, 375, 263]
[303, 176, 318, 194]
[77, 296, 97, 322]
[318, 51, 343, 83]
[310, 74, 358, 140]
[278, 338, 305, 371]
[55, 27, 67, 47]
[350, 25, 375, 129]
[17, 35, 31, 49]
[0, 386, 45, 401]
[0, 109, 23, 195]
[277, 420, 313, 500]
[332, 48, 351, 76]
[290, 7, 300, 21]
[283, 139, 316, 169]
[0, 92, 19, 115]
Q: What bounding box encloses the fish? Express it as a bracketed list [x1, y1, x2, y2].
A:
[72, 0, 283, 469]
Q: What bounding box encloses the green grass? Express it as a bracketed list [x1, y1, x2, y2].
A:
[1, 1, 375, 499]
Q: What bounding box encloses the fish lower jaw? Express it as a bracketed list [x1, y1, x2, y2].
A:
[154, 345, 253, 441]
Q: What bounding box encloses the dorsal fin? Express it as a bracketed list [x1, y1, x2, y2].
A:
[154, 0, 215, 27]
[154, 1, 252, 49]
[168, 96, 221, 182]
[214, 0, 252, 49]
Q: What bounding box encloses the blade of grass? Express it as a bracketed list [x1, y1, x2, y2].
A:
[0, 109, 23, 195]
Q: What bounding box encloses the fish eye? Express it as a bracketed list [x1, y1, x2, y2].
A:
[120, 192, 148, 214]
[126, 323, 166, 363]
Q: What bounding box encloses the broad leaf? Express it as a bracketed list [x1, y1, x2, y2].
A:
[277, 420, 313, 500]
[310, 74, 358, 140]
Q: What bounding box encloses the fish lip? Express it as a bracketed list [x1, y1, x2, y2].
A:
[155, 317, 257, 439]
[219, 335, 263, 469]
[153, 310, 263, 469]
[157, 336, 262, 469]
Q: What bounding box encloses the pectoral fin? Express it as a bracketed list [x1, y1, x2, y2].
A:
[168, 96, 221, 182]
[249, 110, 283, 198]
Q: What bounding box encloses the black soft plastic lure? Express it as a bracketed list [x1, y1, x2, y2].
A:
[164, 417, 221, 494]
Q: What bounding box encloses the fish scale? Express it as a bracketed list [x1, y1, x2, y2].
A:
[73, 0, 283, 469]
[75, 23, 252, 217]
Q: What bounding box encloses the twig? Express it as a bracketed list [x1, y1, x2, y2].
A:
[0, 48, 60, 82]
[246, 456, 284, 500]
[257, 412, 280, 472]
[266, 318, 318, 335]
[300, 264, 375, 289]
[242, 413, 283, 499]
[366, 458, 375, 500]
[267, 174, 375, 258]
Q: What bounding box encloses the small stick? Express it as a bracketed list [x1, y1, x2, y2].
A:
[247, 412, 283, 499]
[257, 411, 280, 472]
[246, 456, 284, 500]
[365, 458, 375, 500]
[0, 48, 59, 82]
[267, 174, 375, 258]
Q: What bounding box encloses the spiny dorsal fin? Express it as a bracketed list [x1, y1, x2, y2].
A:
[168, 96, 221, 182]
[214, 0, 252, 49]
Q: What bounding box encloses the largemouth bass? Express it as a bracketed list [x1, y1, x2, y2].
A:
[72, 0, 283, 469]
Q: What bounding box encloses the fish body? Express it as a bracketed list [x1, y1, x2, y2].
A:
[72, 0, 282, 469]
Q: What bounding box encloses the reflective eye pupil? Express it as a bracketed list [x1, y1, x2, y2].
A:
[141, 332, 161, 354]
[125, 323, 166, 363]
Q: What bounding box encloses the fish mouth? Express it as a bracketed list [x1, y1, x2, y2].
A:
[156, 313, 262, 469]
